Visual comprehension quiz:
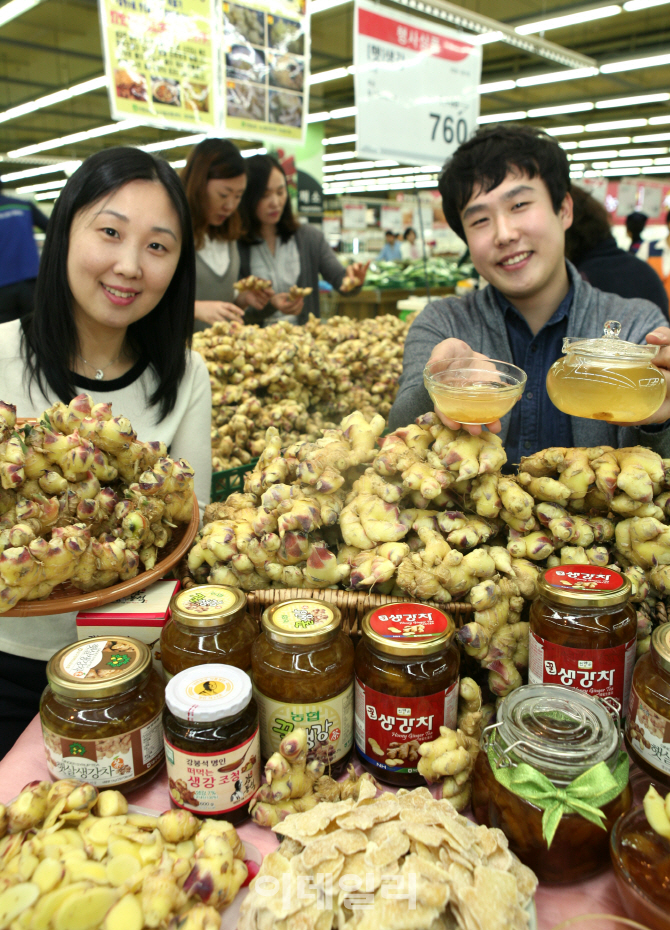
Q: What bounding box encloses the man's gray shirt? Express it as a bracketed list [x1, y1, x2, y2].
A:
[388, 261, 670, 456]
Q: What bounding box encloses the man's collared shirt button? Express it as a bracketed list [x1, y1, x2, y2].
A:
[524, 442, 531, 450]
[530, 345, 538, 353]
[527, 392, 533, 399]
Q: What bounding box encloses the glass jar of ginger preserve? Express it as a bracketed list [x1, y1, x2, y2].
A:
[472, 684, 631, 884]
[626, 622, 670, 787]
[40, 636, 165, 793]
[161, 585, 258, 679]
[251, 599, 354, 773]
[355, 602, 460, 787]
[529, 565, 637, 716]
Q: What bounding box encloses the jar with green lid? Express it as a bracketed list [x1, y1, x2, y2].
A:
[251, 599, 354, 773]
[161, 584, 258, 680]
[354, 602, 460, 787]
[163, 664, 261, 825]
[626, 622, 670, 786]
[40, 636, 165, 793]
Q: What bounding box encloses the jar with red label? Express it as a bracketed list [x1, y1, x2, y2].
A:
[528, 565, 637, 716]
[354, 602, 459, 787]
[625, 622, 670, 787]
[472, 683, 632, 884]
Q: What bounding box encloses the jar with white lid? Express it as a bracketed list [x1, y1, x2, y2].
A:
[163, 663, 261, 824]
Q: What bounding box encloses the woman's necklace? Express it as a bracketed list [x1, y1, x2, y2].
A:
[77, 350, 123, 381]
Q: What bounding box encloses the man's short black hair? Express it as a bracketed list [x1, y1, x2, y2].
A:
[438, 123, 571, 242]
[385, 229, 396, 237]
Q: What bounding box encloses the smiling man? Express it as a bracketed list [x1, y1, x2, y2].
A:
[388, 124, 670, 464]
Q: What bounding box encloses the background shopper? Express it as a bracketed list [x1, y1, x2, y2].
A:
[638, 209, 670, 312]
[0, 180, 49, 324]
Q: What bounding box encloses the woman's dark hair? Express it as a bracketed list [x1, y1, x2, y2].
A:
[565, 185, 612, 266]
[181, 138, 246, 249]
[238, 155, 298, 244]
[23, 146, 195, 421]
[403, 227, 416, 240]
[625, 211, 648, 242]
[438, 124, 571, 242]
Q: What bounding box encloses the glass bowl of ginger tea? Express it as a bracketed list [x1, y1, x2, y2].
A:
[424, 356, 526, 425]
[546, 320, 666, 423]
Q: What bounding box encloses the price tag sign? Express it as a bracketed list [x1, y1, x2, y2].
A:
[354, 0, 481, 167]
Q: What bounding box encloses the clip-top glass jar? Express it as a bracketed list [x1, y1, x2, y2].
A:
[163, 663, 261, 825]
[40, 636, 165, 793]
[529, 565, 637, 716]
[354, 602, 459, 787]
[626, 622, 670, 787]
[472, 684, 631, 884]
[546, 319, 666, 422]
[161, 584, 258, 679]
[251, 599, 354, 774]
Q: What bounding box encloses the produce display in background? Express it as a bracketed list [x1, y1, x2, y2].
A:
[0, 395, 194, 614]
[239, 784, 538, 930]
[193, 315, 409, 470]
[188, 405, 670, 701]
[363, 256, 474, 290]
[249, 727, 379, 827]
[0, 779, 247, 929]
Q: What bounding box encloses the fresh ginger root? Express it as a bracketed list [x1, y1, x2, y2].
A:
[457, 677, 484, 741]
[643, 785, 670, 838]
[417, 727, 480, 811]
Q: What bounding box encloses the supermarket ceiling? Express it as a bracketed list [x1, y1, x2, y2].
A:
[1, 0, 670, 184]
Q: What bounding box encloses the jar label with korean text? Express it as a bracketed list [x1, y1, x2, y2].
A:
[368, 605, 450, 641]
[270, 602, 335, 634]
[41, 712, 163, 787]
[528, 632, 636, 715]
[164, 728, 261, 815]
[627, 682, 670, 776]
[254, 683, 353, 763]
[175, 587, 238, 616]
[543, 566, 624, 592]
[354, 677, 459, 773]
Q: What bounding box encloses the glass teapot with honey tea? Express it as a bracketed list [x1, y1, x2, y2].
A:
[546, 320, 666, 422]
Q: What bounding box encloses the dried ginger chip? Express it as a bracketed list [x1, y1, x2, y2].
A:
[439, 844, 476, 873]
[404, 823, 451, 848]
[278, 837, 304, 860]
[402, 852, 451, 889]
[356, 777, 379, 804]
[367, 822, 407, 846]
[456, 865, 526, 930]
[364, 831, 410, 870]
[508, 854, 538, 905]
[337, 797, 400, 831]
[411, 839, 441, 863]
[355, 895, 442, 930]
[396, 787, 435, 806]
[274, 799, 355, 839]
[300, 830, 368, 870]
[472, 825, 508, 859]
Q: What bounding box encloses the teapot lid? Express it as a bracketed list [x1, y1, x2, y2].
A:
[562, 320, 659, 361]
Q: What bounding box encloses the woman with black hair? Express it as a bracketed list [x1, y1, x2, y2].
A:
[237, 154, 368, 326]
[0, 146, 211, 757]
[180, 138, 271, 330]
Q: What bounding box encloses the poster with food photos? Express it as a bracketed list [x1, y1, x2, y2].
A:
[99, 0, 217, 131]
[222, 0, 309, 142]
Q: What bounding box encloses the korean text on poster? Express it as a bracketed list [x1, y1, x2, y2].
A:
[99, 0, 217, 130]
[222, 0, 310, 142]
[354, 0, 481, 166]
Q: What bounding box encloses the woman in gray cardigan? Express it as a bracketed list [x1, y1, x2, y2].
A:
[181, 140, 271, 331]
[237, 155, 368, 326]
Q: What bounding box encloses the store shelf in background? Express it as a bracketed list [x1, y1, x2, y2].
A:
[211, 459, 259, 502]
[320, 285, 454, 319]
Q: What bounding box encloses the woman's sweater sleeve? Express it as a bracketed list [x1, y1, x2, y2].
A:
[169, 351, 212, 515]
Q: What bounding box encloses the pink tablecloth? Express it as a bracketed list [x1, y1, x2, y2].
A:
[0, 716, 633, 930]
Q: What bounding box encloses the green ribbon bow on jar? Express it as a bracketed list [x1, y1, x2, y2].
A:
[487, 743, 629, 847]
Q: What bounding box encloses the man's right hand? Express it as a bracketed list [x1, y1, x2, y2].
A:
[427, 338, 503, 436]
[194, 300, 245, 324]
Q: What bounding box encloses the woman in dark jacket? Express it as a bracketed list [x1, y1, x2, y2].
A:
[237, 155, 368, 326]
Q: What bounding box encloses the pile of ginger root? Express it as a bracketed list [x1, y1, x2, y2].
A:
[193, 315, 409, 470]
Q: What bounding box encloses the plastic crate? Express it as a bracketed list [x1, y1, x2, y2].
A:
[211, 458, 258, 502]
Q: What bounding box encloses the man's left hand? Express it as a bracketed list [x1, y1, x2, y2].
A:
[345, 261, 370, 288]
[622, 327, 670, 426]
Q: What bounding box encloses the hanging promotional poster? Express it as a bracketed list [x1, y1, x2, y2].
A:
[99, 0, 217, 131]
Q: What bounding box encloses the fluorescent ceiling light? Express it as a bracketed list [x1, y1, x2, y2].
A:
[477, 111, 526, 124]
[0, 160, 80, 183]
[578, 136, 631, 146]
[650, 115, 670, 125]
[242, 147, 266, 157]
[9, 119, 140, 157]
[470, 31, 503, 45]
[645, 165, 670, 172]
[618, 147, 668, 156]
[479, 80, 516, 93]
[516, 6, 621, 35]
[516, 67, 598, 87]
[309, 67, 351, 85]
[560, 141, 579, 149]
[624, 0, 670, 8]
[575, 149, 620, 158]
[546, 125, 585, 135]
[141, 134, 206, 153]
[323, 160, 374, 172]
[596, 92, 670, 109]
[633, 132, 670, 142]
[600, 52, 670, 72]
[0, 0, 45, 28]
[322, 133, 357, 145]
[307, 111, 330, 123]
[607, 158, 655, 167]
[322, 150, 356, 160]
[528, 102, 594, 117]
[34, 190, 61, 201]
[602, 167, 641, 175]
[569, 163, 587, 170]
[374, 159, 400, 167]
[654, 156, 670, 163]
[592, 161, 610, 168]
[0, 75, 107, 125]
[170, 159, 187, 170]
[16, 178, 67, 194]
[330, 106, 357, 118]
[584, 119, 648, 131]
